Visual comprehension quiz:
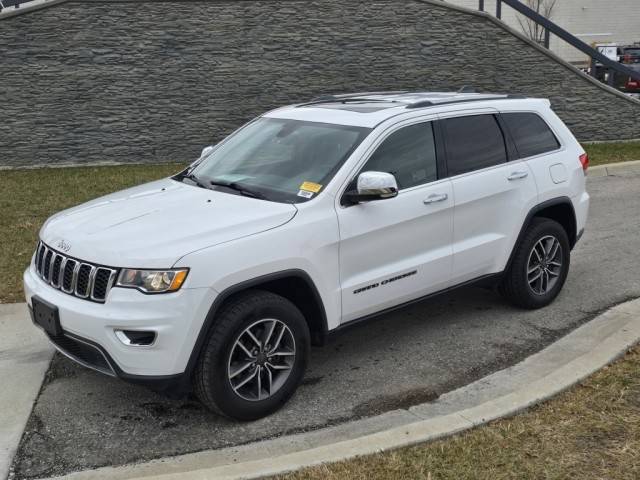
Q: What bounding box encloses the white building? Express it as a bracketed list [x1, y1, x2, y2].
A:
[445, 0, 640, 65]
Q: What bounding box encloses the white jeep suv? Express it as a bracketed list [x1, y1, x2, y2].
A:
[24, 91, 590, 420]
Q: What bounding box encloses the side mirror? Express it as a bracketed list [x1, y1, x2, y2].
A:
[200, 145, 215, 158]
[344, 171, 398, 204]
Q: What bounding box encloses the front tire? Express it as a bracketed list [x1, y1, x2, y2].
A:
[193, 290, 310, 421]
[500, 217, 570, 309]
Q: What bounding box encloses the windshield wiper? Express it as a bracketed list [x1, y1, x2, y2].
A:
[210, 180, 267, 200]
[178, 171, 210, 190]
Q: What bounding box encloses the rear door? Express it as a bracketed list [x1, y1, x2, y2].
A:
[337, 120, 454, 322]
[500, 111, 571, 204]
[440, 111, 539, 284]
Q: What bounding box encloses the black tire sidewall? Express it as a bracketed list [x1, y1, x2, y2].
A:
[203, 293, 309, 421]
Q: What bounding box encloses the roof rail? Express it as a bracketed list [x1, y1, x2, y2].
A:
[308, 91, 409, 103]
[405, 94, 527, 110]
[298, 91, 409, 108]
[405, 100, 435, 109]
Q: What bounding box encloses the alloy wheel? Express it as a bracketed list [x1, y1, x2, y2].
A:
[527, 235, 563, 295]
[227, 318, 296, 401]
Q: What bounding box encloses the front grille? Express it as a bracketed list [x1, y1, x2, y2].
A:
[34, 241, 118, 303]
[47, 331, 115, 376]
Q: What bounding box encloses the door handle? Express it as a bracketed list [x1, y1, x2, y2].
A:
[507, 171, 529, 181]
[423, 193, 448, 205]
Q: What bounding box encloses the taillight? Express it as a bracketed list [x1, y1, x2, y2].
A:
[579, 153, 589, 173]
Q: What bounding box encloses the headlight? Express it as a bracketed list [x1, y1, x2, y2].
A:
[116, 268, 189, 294]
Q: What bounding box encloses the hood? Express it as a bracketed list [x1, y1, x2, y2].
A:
[40, 178, 297, 268]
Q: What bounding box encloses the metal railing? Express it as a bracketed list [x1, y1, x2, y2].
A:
[0, 0, 65, 16]
[476, 0, 640, 87]
[0, 0, 24, 9]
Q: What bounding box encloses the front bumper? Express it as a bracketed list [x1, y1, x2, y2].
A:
[24, 264, 217, 379]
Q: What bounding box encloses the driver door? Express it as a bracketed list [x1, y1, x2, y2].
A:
[336, 121, 454, 322]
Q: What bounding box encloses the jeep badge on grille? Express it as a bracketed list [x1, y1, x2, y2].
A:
[57, 239, 71, 252]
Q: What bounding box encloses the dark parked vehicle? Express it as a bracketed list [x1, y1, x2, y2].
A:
[618, 46, 640, 93]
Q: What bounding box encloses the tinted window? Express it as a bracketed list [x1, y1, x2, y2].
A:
[362, 122, 437, 189]
[503, 112, 560, 158]
[443, 115, 507, 176]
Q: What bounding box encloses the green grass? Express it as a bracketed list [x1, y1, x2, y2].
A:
[584, 141, 640, 166]
[275, 346, 640, 480]
[0, 164, 185, 304]
[0, 140, 638, 303]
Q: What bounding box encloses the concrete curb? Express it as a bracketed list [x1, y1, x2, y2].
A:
[0, 304, 53, 480]
[588, 159, 640, 177]
[52, 298, 640, 480]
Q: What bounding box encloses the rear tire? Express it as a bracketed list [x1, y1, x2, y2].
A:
[499, 217, 570, 309]
[193, 290, 310, 421]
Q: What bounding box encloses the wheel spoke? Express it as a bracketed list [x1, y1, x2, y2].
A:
[236, 340, 255, 360]
[270, 324, 287, 353]
[544, 270, 550, 292]
[266, 361, 292, 371]
[536, 272, 544, 294]
[262, 320, 277, 347]
[548, 240, 560, 260]
[265, 365, 273, 396]
[229, 361, 253, 379]
[270, 351, 295, 357]
[543, 237, 554, 256]
[532, 245, 543, 263]
[529, 270, 543, 283]
[549, 261, 562, 267]
[257, 366, 262, 400]
[245, 329, 262, 349]
[233, 367, 258, 391]
[547, 268, 560, 278]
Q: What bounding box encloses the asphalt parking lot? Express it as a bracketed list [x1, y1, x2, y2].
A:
[12, 173, 640, 479]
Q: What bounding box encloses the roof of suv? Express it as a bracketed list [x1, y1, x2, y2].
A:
[265, 91, 544, 128]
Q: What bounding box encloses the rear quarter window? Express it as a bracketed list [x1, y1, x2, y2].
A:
[502, 112, 560, 159]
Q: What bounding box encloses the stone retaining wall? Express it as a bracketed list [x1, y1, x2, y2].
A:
[1, 0, 638, 167]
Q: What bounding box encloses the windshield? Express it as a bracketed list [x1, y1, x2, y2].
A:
[187, 118, 371, 203]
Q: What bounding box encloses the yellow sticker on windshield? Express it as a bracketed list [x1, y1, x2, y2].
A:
[300, 181, 322, 193]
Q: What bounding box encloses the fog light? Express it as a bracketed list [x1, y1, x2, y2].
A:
[115, 330, 156, 346]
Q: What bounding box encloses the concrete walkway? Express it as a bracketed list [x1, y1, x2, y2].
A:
[588, 159, 640, 177]
[0, 304, 53, 480]
[54, 298, 640, 480]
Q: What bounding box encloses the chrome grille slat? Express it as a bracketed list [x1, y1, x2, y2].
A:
[50, 253, 63, 287]
[75, 263, 92, 298]
[36, 243, 46, 275]
[88, 266, 98, 297]
[42, 248, 53, 281]
[62, 259, 77, 293]
[33, 241, 118, 303]
[71, 261, 81, 294]
[57, 257, 67, 288]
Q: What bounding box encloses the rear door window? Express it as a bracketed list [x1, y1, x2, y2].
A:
[502, 112, 560, 159]
[442, 114, 508, 176]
